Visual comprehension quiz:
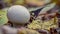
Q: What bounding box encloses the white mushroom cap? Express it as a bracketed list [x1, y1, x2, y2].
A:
[7, 5, 30, 24]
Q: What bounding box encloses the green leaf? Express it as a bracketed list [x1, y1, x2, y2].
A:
[0, 10, 8, 26]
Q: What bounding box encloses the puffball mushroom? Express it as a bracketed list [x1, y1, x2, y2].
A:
[7, 5, 30, 24]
